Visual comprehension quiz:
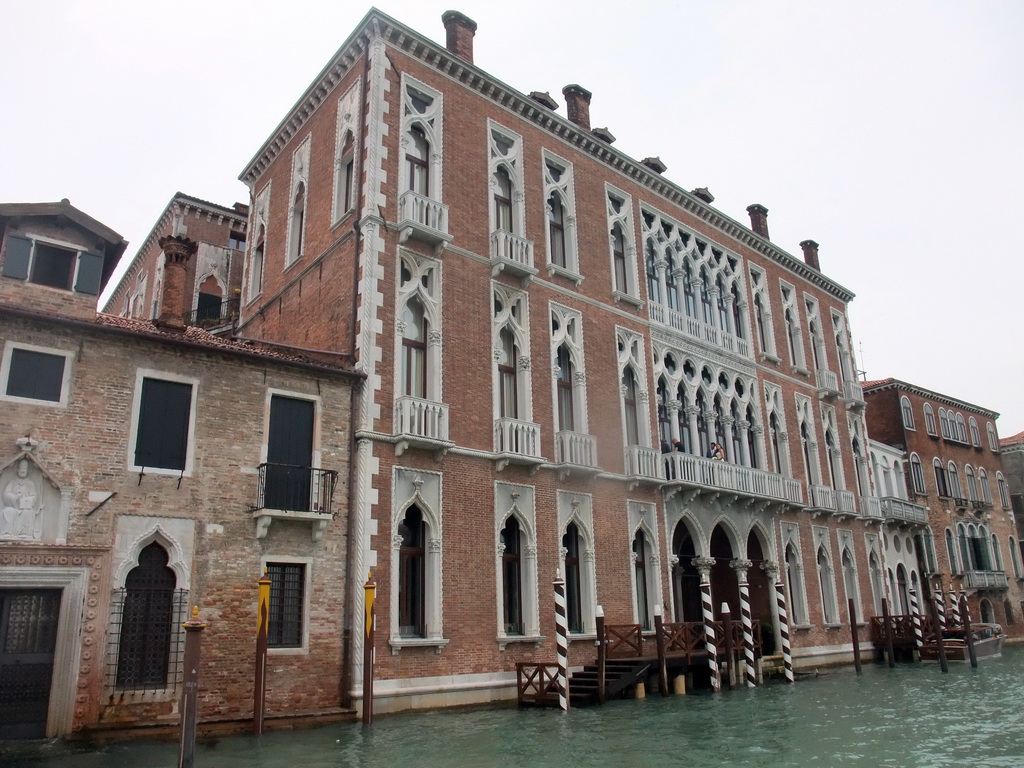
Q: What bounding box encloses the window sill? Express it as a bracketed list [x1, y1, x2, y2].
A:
[283, 254, 304, 273]
[330, 209, 356, 232]
[612, 290, 643, 309]
[389, 637, 450, 655]
[759, 353, 781, 365]
[497, 634, 546, 650]
[792, 366, 811, 377]
[129, 465, 191, 479]
[823, 622, 845, 630]
[791, 623, 813, 631]
[268, 646, 309, 656]
[547, 263, 584, 287]
[568, 633, 598, 643]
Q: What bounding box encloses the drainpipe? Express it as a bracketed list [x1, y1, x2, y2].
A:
[340, 36, 372, 710]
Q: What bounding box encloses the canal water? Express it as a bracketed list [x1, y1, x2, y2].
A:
[5, 647, 1024, 768]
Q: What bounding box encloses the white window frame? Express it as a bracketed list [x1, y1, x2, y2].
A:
[900, 396, 915, 430]
[557, 491, 597, 636]
[549, 302, 589, 440]
[395, 250, 443, 403]
[779, 281, 808, 374]
[606, 184, 641, 305]
[923, 403, 937, 435]
[0, 341, 74, 408]
[400, 75, 445, 202]
[987, 422, 999, 451]
[260, 555, 313, 655]
[494, 482, 540, 645]
[332, 84, 361, 223]
[781, 522, 810, 626]
[246, 181, 271, 303]
[126, 368, 199, 477]
[285, 135, 311, 268]
[750, 264, 779, 362]
[542, 150, 581, 284]
[487, 121, 525, 237]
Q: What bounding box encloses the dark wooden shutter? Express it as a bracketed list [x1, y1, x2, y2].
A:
[74, 252, 104, 295]
[2, 236, 31, 280]
[265, 396, 314, 510]
[135, 379, 192, 470]
[6, 349, 66, 402]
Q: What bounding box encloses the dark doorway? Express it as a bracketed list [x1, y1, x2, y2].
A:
[0, 589, 61, 739]
[265, 396, 314, 511]
[710, 525, 738, 618]
[672, 523, 700, 623]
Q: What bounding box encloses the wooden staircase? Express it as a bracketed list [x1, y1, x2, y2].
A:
[568, 659, 651, 706]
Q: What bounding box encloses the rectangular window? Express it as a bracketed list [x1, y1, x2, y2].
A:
[134, 377, 193, 471]
[267, 562, 305, 648]
[3, 235, 103, 295]
[228, 231, 246, 251]
[1, 344, 71, 405]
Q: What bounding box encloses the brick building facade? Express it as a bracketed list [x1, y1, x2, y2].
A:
[228, 9, 917, 713]
[863, 379, 1024, 626]
[0, 201, 359, 738]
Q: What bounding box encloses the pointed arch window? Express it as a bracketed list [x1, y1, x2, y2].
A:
[785, 543, 806, 625]
[494, 167, 514, 234]
[115, 543, 180, 689]
[501, 516, 524, 635]
[248, 224, 265, 299]
[633, 530, 652, 630]
[555, 344, 575, 432]
[406, 124, 430, 196]
[398, 506, 427, 638]
[563, 523, 583, 633]
[683, 262, 697, 319]
[336, 132, 356, 216]
[548, 193, 567, 269]
[817, 547, 838, 623]
[497, 327, 519, 420]
[401, 295, 428, 399]
[622, 367, 641, 446]
[769, 411, 783, 475]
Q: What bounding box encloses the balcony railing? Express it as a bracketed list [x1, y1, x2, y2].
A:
[879, 496, 928, 524]
[809, 484, 837, 511]
[970, 499, 985, 511]
[394, 396, 451, 457]
[961, 570, 1009, 590]
[953, 497, 970, 509]
[843, 380, 865, 406]
[836, 489, 857, 515]
[494, 418, 542, 459]
[647, 303, 751, 359]
[860, 495, 883, 520]
[490, 230, 536, 280]
[253, 463, 336, 514]
[554, 430, 598, 469]
[185, 297, 239, 328]
[816, 368, 841, 398]
[625, 445, 662, 483]
[399, 190, 451, 247]
[662, 452, 803, 504]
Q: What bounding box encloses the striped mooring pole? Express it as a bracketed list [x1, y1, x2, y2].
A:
[694, 557, 720, 692]
[909, 587, 924, 652]
[949, 589, 961, 627]
[934, 586, 946, 630]
[774, 580, 795, 683]
[960, 591, 971, 624]
[553, 570, 569, 711]
[733, 560, 756, 688]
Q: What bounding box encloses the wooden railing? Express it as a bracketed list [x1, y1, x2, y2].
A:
[516, 663, 562, 706]
[604, 624, 644, 658]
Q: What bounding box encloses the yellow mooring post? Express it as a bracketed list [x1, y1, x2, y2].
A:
[253, 568, 271, 735]
[362, 572, 376, 725]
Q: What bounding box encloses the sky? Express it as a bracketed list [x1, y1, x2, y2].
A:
[2, 1, 1022, 433]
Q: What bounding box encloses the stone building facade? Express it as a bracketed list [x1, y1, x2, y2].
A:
[863, 379, 1024, 626]
[0, 202, 359, 738]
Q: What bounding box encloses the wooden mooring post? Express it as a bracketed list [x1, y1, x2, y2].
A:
[595, 605, 606, 704]
[721, 603, 735, 690]
[960, 595, 978, 669]
[881, 598, 896, 668]
[654, 605, 669, 697]
[362, 573, 376, 726]
[253, 569, 270, 735]
[178, 607, 207, 768]
[848, 598, 861, 675]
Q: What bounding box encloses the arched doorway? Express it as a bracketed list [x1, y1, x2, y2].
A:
[980, 598, 994, 624]
[672, 521, 700, 623]
[895, 564, 909, 615]
[746, 529, 774, 653]
[196, 275, 223, 324]
[710, 525, 738, 618]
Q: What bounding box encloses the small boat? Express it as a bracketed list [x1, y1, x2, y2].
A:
[920, 623, 1005, 662]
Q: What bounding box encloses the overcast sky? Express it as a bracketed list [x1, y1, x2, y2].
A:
[2, 1, 1022, 434]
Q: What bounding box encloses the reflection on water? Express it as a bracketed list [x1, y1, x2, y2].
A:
[5, 647, 1024, 768]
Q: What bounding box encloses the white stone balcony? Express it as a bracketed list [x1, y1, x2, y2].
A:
[553, 430, 599, 478]
[816, 368, 841, 399]
[394, 396, 452, 459]
[961, 570, 1009, 590]
[662, 452, 804, 505]
[398, 191, 452, 249]
[860, 495, 883, 521]
[835, 489, 857, 518]
[625, 445, 662, 489]
[490, 230, 537, 282]
[808, 484, 837, 512]
[879, 496, 928, 525]
[647, 304, 752, 359]
[493, 417, 543, 472]
[843, 380, 865, 408]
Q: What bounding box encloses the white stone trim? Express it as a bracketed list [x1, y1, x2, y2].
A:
[0, 340, 75, 408]
[126, 368, 199, 476]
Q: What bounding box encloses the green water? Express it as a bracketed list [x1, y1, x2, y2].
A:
[5, 648, 1024, 767]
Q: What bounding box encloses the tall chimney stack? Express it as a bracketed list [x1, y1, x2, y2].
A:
[442, 11, 477, 64]
[747, 204, 770, 239]
[156, 235, 197, 330]
[799, 239, 820, 271]
[562, 84, 592, 131]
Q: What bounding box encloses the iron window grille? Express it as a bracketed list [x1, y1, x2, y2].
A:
[267, 562, 305, 647]
[106, 587, 189, 693]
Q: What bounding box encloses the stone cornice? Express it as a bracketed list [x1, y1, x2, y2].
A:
[237, 8, 854, 304]
[863, 378, 1000, 419]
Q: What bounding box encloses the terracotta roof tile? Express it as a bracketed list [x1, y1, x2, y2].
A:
[1000, 429, 1024, 448]
[861, 377, 894, 390]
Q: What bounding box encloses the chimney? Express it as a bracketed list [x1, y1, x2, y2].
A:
[691, 187, 715, 204]
[156, 234, 197, 330]
[800, 239, 820, 271]
[562, 84, 592, 131]
[442, 11, 477, 64]
[747, 204, 769, 239]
